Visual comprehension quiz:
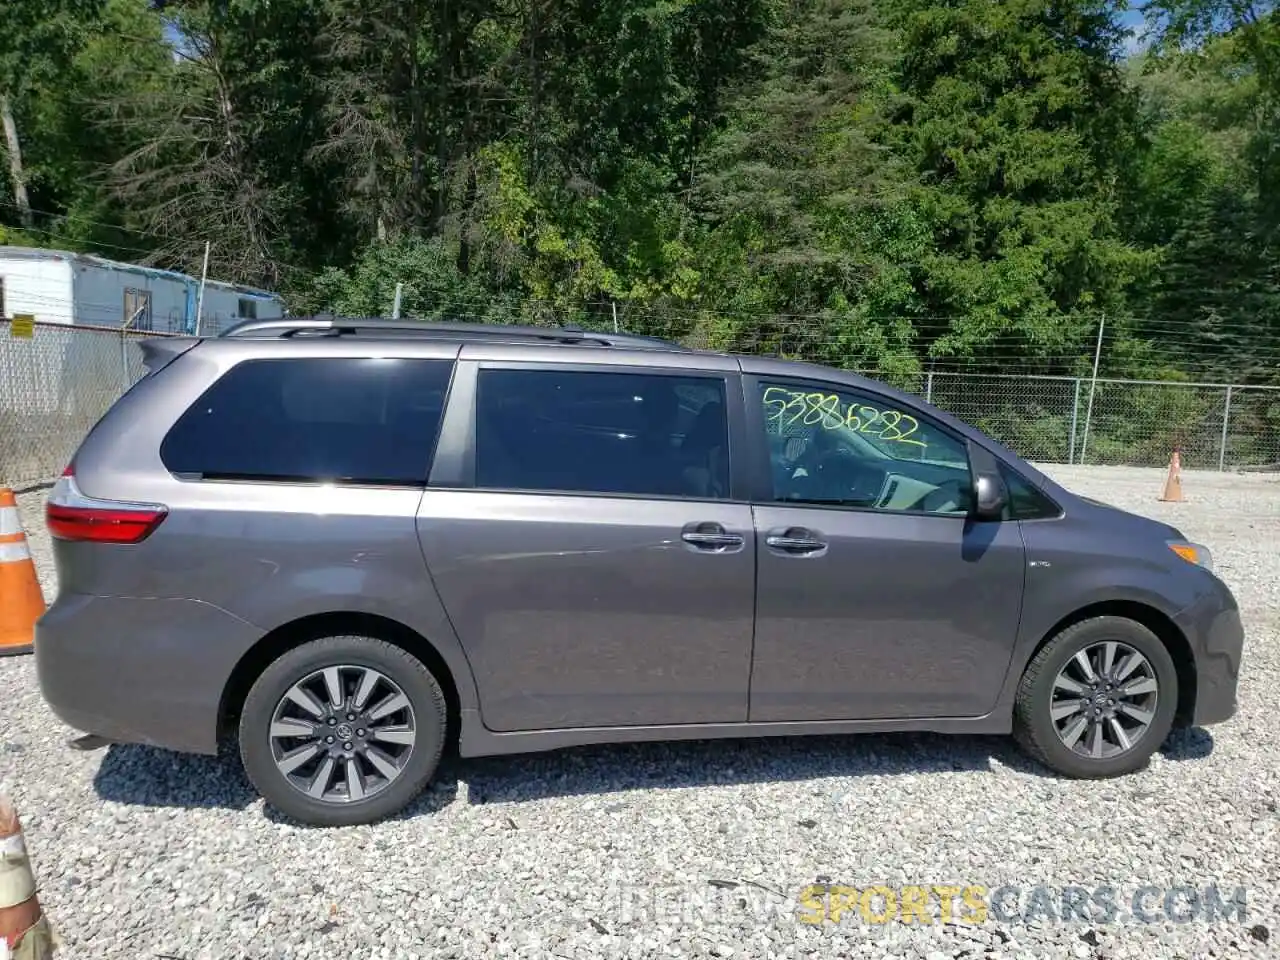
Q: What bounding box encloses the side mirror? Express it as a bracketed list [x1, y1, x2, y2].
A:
[966, 439, 1007, 521]
[973, 471, 1008, 521]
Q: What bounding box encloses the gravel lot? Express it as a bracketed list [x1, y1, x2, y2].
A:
[2, 465, 1278, 960]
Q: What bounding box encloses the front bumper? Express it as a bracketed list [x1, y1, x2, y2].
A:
[35, 592, 263, 755]
[1173, 583, 1244, 727]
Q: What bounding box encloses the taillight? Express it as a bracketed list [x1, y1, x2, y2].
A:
[46, 504, 166, 543]
[45, 471, 167, 544]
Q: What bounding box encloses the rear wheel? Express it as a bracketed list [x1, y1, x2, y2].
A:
[239, 635, 447, 826]
[1013, 616, 1178, 778]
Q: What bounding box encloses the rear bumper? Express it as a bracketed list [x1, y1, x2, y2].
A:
[35, 593, 263, 755]
[1174, 582, 1244, 727]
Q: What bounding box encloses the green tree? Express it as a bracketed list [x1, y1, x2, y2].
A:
[101, 0, 330, 285]
[0, 0, 105, 228]
[304, 236, 496, 319]
[882, 0, 1147, 374]
[29, 0, 174, 253]
[692, 0, 925, 372]
[1125, 30, 1280, 383]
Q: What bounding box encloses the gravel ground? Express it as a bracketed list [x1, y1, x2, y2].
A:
[1, 465, 1278, 960]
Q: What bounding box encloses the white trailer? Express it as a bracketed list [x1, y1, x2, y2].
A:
[0, 246, 285, 419]
[0, 245, 284, 334]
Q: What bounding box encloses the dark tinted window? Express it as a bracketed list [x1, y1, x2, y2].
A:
[476, 369, 730, 498]
[161, 358, 454, 485]
[1002, 466, 1062, 519]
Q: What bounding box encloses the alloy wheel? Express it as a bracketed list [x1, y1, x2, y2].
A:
[268, 665, 417, 804]
[1049, 641, 1159, 760]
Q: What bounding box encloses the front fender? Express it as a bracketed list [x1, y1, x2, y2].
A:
[986, 516, 1217, 725]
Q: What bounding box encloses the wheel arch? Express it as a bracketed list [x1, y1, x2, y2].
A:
[218, 611, 463, 747]
[1029, 600, 1196, 726]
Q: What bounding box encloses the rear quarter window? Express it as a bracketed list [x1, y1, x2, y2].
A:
[160, 358, 454, 485]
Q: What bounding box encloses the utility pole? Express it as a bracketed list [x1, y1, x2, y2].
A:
[194, 241, 211, 336]
[392, 282, 403, 319]
[121, 303, 146, 386]
[1078, 314, 1106, 464]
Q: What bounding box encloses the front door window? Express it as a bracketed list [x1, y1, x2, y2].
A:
[757, 380, 971, 515]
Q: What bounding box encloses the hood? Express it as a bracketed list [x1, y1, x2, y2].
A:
[1077, 495, 1185, 540]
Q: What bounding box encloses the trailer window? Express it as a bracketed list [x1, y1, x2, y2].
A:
[238, 298, 258, 320]
[124, 288, 153, 330]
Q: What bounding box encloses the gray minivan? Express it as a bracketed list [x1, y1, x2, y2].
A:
[36, 318, 1243, 825]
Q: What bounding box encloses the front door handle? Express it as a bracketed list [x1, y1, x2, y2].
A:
[681, 522, 745, 552]
[766, 528, 827, 556]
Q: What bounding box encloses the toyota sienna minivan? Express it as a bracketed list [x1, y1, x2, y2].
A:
[36, 318, 1243, 825]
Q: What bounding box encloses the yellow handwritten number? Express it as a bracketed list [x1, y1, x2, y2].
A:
[898, 415, 922, 446]
[801, 393, 828, 426]
[760, 386, 927, 449]
[762, 386, 790, 425]
[878, 409, 902, 441]
[855, 405, 879, 435]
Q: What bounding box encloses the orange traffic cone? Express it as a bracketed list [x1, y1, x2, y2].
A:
[0, 489, 45, 657]
[1158, 450, 1185, 503]
[0, 797, 54, 958]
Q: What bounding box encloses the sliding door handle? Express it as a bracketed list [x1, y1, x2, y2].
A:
[681, 521, 745, 552]
[683, 531, 745, 548]
[766, 527, 827, 555]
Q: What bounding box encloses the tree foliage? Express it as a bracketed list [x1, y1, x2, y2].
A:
[1, 0, 1279, 384]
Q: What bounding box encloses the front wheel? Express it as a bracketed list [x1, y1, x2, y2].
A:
[239, 635, 448, 826]
[1013, 616, 1178, 778]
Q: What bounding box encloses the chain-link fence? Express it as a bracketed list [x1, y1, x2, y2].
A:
[0, 319, 183, 488]
[926, 373, 1082, 465]
[919, 372, 1280, 471]
[3, 318, 1280, 489]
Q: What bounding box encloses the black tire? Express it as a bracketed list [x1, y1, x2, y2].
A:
[1013, 616, 1178, 778]
[239, 635, 447, 826]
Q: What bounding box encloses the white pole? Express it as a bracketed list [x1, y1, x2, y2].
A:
[1078, 314, 1105, 465]
[121, 304, 145, 386]
[392, 282, 403, 319]
[1218, 386, 1233, 472]
[1067, 377, 1081, 464]
[193, 241, 211, 336]
[611, 301, 618, 333]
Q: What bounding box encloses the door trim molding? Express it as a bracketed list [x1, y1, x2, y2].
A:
[456, 708, 1011, 757]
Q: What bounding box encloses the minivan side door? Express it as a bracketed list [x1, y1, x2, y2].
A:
[417, 351, 757, 732]
[744, 371, 1027, 721]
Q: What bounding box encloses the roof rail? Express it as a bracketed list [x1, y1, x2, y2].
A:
[219, 316, 687, 351]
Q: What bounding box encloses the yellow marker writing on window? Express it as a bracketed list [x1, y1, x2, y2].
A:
[762, 387, 927, 449]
